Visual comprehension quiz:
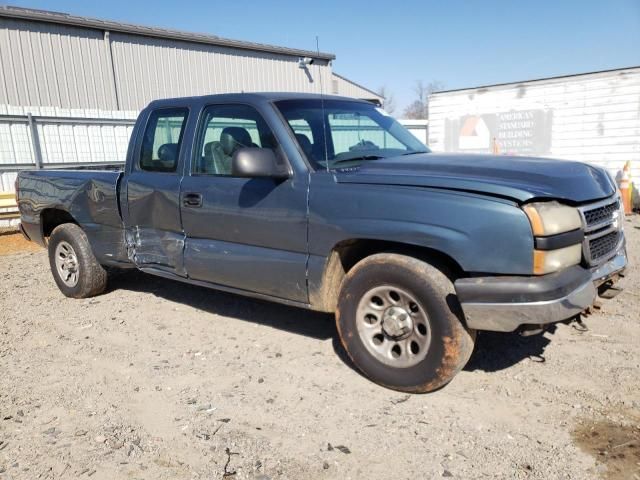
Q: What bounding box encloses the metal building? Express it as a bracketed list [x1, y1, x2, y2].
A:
[0, 5, 382, 215]
[0, 6, 385, 110]
[428, 66, 640, 181]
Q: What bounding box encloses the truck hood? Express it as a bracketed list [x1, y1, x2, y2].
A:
[334, 153, 615, 204]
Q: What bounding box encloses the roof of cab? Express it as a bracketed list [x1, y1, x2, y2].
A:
[147, 92, 372, 109]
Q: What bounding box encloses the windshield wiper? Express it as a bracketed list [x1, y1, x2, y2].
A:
[401, 151, 429, 156]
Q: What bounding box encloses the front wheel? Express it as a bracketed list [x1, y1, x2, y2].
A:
[48, 223, 108, 298]
[336, 253, 475, 393]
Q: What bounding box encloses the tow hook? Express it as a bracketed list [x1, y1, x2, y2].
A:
[598, 280, 623, 300]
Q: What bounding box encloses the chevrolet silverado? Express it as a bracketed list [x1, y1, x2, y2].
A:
[16, 93, 627, 392]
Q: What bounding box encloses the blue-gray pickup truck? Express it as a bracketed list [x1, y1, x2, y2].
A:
[16, 93, 627, 392]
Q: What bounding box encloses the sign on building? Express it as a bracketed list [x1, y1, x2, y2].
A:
[445, 109, 553, 155]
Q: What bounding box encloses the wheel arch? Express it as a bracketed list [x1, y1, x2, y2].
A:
[309, 238, 465, 313]
[41, 208, 79, 239]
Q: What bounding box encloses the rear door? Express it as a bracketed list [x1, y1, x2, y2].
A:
[180, 103, 309, 302]
[123, 107, 189, 275]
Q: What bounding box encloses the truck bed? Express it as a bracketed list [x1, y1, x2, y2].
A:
[46, 163, 124, 171]
[17, 168, 130, 266]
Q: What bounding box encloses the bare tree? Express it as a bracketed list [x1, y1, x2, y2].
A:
[402, 80, 444, 119]
[376, 86, 396, 114]
[402, 100, 426, 120]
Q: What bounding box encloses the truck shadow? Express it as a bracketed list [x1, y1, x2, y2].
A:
[464, 330, 551, 372]
[108, 270, 553, 375]
[108, 269, 335, 340]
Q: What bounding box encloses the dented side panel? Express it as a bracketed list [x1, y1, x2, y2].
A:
[123, 167, 186, 275]
[16, 168, 131, 266]
[125, 226, 186, 275]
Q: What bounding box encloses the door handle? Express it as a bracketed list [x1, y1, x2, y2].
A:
[182, 192, 203, 208]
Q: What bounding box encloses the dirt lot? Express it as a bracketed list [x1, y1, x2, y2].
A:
[0, 233, 40, 256]
[1, 218, 639, 480]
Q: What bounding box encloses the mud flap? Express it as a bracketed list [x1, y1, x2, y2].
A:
[126, 226, 187, 276]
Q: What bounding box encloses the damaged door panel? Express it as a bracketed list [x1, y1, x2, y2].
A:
[123, 107, 189, 275]
[126, 226, 186, 275]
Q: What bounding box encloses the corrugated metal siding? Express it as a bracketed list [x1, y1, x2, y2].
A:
[0, 6, 335, 61]
[428, 68, 640, 180]
[0, 16, 334, 112]
[109, 32, 333, 110]
[0, 17, 117, 110]
[0, 14, 381, 126]
[331, 74, 382, 102]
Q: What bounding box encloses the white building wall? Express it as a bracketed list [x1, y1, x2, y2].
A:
[398, 119, 428, 145]
[428, 67, 640, 181]
[0, 106, 137, 200]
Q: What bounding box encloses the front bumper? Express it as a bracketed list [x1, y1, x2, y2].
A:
[455, 248, 627, 332]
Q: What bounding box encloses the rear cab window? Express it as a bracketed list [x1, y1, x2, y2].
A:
[139, 108, 189, 173]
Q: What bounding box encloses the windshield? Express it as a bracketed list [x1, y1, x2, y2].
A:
[275, 99, 430, 170]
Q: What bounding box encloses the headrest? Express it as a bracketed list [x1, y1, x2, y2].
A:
[295, 133, 312, 151]
[295, 133, 314, 161]
[220, 127, 252, 156]
[158, 143, 178, 163]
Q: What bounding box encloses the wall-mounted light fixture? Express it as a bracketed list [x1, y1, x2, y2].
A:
[298, 57, 314, 68]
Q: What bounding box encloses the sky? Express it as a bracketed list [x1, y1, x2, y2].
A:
[7, 0, 640, 113]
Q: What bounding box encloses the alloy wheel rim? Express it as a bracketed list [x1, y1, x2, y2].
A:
[55, 241, 79, 287]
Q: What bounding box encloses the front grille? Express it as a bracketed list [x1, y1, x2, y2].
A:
[589, 231, 620, 261]
[579, 196, 622, 266]
[583, 200, 619, 227]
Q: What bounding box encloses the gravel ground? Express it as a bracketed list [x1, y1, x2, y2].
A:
[1, 216, 639, 480]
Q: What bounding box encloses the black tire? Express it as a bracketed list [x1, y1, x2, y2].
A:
[336, 253, 475, 393]
[48, 223, 108, 298]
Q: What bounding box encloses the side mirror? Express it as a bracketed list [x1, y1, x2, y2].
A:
[231, 147, 290, 179]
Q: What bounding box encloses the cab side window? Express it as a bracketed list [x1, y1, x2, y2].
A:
[139, 108, 188, 173]
[193, 104, 278, 175]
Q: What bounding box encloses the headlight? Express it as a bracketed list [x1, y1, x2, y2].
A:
[523, 201, 583, 275]
[522, 201, 582, 236]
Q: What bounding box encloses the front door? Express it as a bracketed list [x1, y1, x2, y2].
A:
[180, 103, 309, 302]
[124, 107, 189, 275]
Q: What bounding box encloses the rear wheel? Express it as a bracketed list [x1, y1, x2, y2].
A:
[336, 253, 475, 393]
[48, 223, 107, 298]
